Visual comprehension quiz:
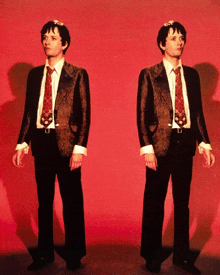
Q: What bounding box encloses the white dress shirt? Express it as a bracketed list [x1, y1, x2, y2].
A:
[16, 58, 87, 156]
[140, 59, 211, 155]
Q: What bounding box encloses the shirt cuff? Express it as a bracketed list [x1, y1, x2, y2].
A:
[198, 142, 212, 154]
[140, 145, 155, 155]
[73, 145, 87, 156]
[15, 142, 29, 154]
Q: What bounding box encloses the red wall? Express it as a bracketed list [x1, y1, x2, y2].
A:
[1, 0, 220, 256]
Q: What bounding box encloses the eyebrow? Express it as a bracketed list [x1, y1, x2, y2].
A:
[43, 34, 59, 38]
[169, 34, 185, 38]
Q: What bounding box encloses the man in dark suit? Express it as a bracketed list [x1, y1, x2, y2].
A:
[13, 20, 90, 271]
[137, 21, 215, 274]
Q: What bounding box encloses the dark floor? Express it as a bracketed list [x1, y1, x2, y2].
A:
[0, 244, 220, 275]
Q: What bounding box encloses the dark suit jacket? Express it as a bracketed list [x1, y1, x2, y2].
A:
[17, 61, 90, 157]
[137, 61, 210, 157]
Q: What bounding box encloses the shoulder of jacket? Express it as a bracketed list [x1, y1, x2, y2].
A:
[140, 62, 163, 76]
[63, 61, 87, 74]
[29, 65, 44, 73]
[183, 65, 197, 73]
[182, 65, 199, 78]
[27, 65, 44, 78]
[63, 61, 87, 76]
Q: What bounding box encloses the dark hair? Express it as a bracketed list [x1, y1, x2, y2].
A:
[157, 21, 187, 54]
[41, 20, 71, 54]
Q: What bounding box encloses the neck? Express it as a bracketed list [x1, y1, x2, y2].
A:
[47, 55, 64, 68]
[163, 55, 180, 68]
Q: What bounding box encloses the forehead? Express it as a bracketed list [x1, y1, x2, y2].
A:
[167, 28, 184, 37]
[43, 27, 61, 37]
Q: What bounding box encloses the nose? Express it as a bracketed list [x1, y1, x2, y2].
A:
[177, 38, 183, 46]
[44, 38, 50, 46]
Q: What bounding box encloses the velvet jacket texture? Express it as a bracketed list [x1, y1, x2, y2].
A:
[137, 61, 210, 157]
[17, 61, 90, 157]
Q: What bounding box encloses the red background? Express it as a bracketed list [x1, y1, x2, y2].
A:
[0, 0, 220, 258]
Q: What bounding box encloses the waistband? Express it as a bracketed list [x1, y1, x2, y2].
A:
[36, 128, 56, 134]
[172, 128, 191, 134]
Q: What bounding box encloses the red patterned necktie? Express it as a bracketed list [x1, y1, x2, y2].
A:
[40, 66, 54, 128]
[173, 67, 187, 128]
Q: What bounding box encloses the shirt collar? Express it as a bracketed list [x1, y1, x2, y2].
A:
[163, 58, 182, 75]
[45, 58, 65, 76]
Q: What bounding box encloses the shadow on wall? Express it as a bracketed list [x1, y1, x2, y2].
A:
[162, 63, 220, 253]
[0, 63, 64, 256]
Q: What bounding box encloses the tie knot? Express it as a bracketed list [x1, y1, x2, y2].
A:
[47, 66, 54, 75]
[173, 66, 181, 75]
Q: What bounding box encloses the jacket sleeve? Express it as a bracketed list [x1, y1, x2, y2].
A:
[193, 70, 210, 144]
[17, 69, 35, 145]
[137, 69, 154, 148]
[75, 68, 91, 148]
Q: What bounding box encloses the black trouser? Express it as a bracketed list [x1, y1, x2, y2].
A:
[34, 129, 86, 260]
[141, 129, 194, 260]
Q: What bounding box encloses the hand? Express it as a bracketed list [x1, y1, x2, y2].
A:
[12, 149, 25, 168]
[202, 148, 215, 168]
[69, 153, 83, 171]
[144, 153, 158, 171]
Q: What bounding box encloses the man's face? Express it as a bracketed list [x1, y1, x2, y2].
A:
[42, 27, 67, 58]
[160, 28, 185, 59]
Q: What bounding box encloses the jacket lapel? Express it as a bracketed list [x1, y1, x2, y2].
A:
[154, 61, 172, 109]
[182, 65, 192, 109]
[33, 66, 44, 114]
[55, 61, 78, 108]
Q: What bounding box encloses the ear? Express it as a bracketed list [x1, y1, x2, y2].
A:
[62, 41, 68, 51]
[159, 41, 165, 51]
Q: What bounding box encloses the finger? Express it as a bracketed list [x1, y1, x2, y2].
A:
[70, 161, 81, 171]
[203, 154, 214, 168]
[75, 162, 82, 169]
[146, 161, 157, 171]
[17, 155, 21, 166]
[155, 158, 158, 168]
[70, 161, 76, 171]
[17, 152, 24, 167]
[69, 158, 75, 170]
[203, 161, 209, 168]
[13, 155, 22, 167]
[18, 158, 25, 168]
[209, 155, 215, 167]
[12, 156, 19, 167]
[19, 162, 25, 168]
[206, 154, 211, 166]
